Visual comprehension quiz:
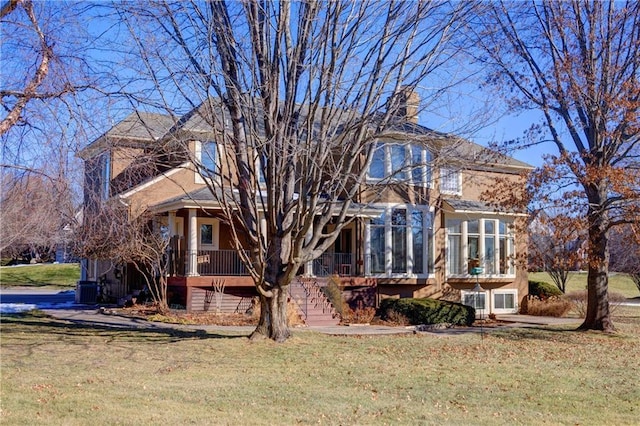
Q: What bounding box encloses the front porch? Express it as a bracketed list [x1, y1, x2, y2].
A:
[168, 249, 360, 279]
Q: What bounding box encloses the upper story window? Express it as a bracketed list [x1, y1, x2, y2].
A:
[195, 140, 218, 183]
[440, 168, 461, 195]
[100, 152, 111, 200]
[368, 143, 432, 187]
[446, 217, 515, 277]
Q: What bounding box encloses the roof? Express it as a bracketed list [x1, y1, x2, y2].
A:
[442, 199, 527, 216]
[78, 112, 176, 159]
[151, 186, 383, 218]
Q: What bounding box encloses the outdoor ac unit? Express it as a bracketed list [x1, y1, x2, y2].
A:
[75, 281, 98, 304]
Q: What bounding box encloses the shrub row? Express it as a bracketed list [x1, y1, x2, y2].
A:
[378, 298, 475, 326]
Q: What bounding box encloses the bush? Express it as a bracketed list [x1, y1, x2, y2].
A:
[529, 280, 563, 298]
[378, 298, 475, 327]
[566, 290, 627, 317]
[523, 296, 573, 317]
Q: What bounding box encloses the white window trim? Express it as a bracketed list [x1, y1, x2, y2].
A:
[446, 215, 516, 278]
[491, 289, 518, 314]
[197, 218, 219, 250]
[194, 140, 220, 184]
[461, 289, 489, 316]
[365, 203, 434, 278]
[440, 167, 462, 195]
[367, 142, 432, 188]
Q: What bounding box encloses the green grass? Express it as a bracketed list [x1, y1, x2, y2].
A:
[0, 263, 80, 288]
[528, 271, 639, 298]
[1, 308, 639, 425]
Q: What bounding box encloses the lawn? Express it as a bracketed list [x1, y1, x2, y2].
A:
[0, 263, 80, 288]
[529, 271, 639, 298]
[1, 308, 639, 425]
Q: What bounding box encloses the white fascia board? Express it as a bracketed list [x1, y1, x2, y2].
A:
[118, 162, 191, 200]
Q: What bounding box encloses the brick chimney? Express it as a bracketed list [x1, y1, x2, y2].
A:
[398, 88, 420, 123]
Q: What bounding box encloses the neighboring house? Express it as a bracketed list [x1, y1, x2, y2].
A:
[78, 97, 532, 318]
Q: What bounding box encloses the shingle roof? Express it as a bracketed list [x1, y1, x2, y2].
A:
[78, 112, 176, 158]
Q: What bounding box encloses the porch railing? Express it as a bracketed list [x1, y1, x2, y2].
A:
[172, 250, 249, 276]
[170, 249, 355, 277]
[313, 252, 354, 277]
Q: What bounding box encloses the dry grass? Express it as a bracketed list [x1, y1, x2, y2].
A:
[523, 296, 574, 317]
[1, 308, 639, 425]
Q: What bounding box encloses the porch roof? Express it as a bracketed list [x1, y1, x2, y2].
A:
[151, 187, 383, 219]
[442, 199, 527, 216]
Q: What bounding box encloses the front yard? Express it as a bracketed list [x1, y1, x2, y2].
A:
[1, 307, 639, 425]
[0, 263, 80, 288]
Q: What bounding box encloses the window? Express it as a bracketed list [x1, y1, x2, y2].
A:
[368, 143, 432, 187]
[100, 152, 111, 200]
[195, 140, 218, 183]
[370, 213, 386, 274]
[446, 217, 515, 276]
[493, 290, 517, 313]
[367, 205, 433, 276]
[197, 218, 219, 250]
[440, 168, 461, 194]
[462, 290, 488, 312]
[462, 289, 518, 314]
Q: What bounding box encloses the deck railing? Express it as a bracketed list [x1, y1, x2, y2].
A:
[171, 250, 249, 276]
[170, 250, 355, 277]
[313, 252, 354, 276]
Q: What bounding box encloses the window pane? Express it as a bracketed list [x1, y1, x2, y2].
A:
[468, 236, 479, 260]
[484, 236, 495, 274]
[391, 209, 407, 273]
[448, 234, 462, 274]
[390, 145, 405, 178]
[202, 141, 217, 172]
[485, 220, 495, 234]
[369, 144, 385, 179]
[392, 226, 407, 273]
[411, 146, 423, 185]
[494, 293, 515, 310]
[499, 220, 507, 234]
[500, 236, 507, 274]
[412, 211, 423, 274]
[464, 293, 486, 310]
[468, 219, 479, 234]
[392, 209, 407, 226]
[200, 224, 213, 245]
[447, 219, 461, 234]
[370, 226, 385, 273]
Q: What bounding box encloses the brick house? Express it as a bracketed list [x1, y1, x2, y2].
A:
[78, 99, 531, 320]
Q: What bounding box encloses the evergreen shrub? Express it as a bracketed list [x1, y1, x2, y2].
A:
[378, 298, 475, 326]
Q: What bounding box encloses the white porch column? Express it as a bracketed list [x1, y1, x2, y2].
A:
[187, 208, 199, 276]
[304, 224, 313, 277]
[168, 210, 177, 237]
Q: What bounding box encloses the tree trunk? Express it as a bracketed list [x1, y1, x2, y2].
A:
[250, 285, 290, 342]
[579, 195, 614, 332]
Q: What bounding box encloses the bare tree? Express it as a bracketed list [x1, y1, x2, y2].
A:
[609, 225, 640, 295]
[110, 0, 474, 341]
[76, 198, 171, 312]
[529, 212, 586, 293]
[0, 170, 74, 261]
[473, 0, 640, 331]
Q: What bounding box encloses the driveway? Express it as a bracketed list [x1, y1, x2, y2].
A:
[0, 287, 77, 313]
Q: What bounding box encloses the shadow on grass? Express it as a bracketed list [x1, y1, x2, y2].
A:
[0, 312, 251, 343]
[490, 323, 638, 343]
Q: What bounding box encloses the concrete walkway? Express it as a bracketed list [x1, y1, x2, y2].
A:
[37, 307, 589, 337]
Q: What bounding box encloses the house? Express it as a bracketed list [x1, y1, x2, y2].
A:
[78, 97, 532, 321]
